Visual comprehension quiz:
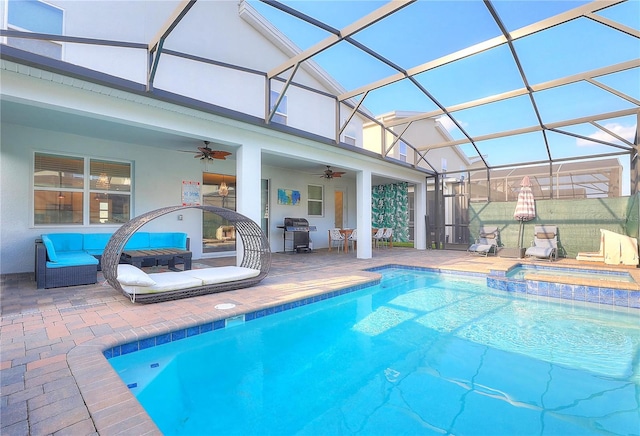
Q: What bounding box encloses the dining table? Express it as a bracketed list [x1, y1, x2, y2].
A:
[328, 228, 354, 253]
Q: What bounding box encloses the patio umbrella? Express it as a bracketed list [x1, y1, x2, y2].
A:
[514, 176, 536, 255]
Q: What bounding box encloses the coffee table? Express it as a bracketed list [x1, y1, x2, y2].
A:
[121, 248, 192, 271]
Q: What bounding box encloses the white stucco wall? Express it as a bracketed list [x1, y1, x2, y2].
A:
[0, 1, 427, 275]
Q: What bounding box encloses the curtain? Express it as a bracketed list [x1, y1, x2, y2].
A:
[372, 182, 409, 242]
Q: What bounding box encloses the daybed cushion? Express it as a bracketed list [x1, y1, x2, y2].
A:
[183, 266, 260, 285]
[117, 264, 157, 286]
[120, 271, 203, 295]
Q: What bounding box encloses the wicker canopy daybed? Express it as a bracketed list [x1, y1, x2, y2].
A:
[102, 205, 271, 303]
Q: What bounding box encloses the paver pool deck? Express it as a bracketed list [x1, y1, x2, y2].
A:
[2, 248, 639, 435]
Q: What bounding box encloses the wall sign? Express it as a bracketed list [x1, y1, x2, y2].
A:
[182, 181, 201, 206]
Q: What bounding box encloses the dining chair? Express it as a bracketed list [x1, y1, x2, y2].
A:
[329, 228, 345, 252]
[348, 228, 357, 251]
[382, 228, 393, 248]
[373, 228, 386, 248]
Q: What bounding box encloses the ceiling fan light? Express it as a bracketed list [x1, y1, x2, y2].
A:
[219, 181, 229, 197]
[96, 172, 110, 189]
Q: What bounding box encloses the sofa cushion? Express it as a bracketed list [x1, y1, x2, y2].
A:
[46, 251, 99, 268]
[183, 266, 260, 285]
[124, 232, 151, 250]
[117, 264, 157, 286]
[149, 232, 187, 249]
[46, 233, 84, 252]
[84, 233, 113, 255]
[41, 235, 58, 262]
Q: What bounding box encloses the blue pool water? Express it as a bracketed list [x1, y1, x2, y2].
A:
[109, 268, 640, 435]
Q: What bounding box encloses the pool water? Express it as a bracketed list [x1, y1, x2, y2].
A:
[109, 268, 640, 435]
[506, 264, 635, 282]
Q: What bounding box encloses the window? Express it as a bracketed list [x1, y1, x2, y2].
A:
[307, 184, 323, 216]
[7, 0, 64, 59]
[399, 141, 407, 162]
[269, 90, 288, 125]
[34, 153, 131, 225]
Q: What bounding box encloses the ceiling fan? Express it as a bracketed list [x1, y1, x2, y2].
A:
[180, 141, 231, 160]
[318, 165, 345, 179]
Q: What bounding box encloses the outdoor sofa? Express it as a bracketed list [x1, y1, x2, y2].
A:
[35, 232, 189, 289]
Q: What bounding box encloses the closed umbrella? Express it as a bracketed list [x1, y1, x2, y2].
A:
[514, 176, 536, 256]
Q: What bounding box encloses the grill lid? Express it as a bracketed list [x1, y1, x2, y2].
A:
[284, 217, 309, 227]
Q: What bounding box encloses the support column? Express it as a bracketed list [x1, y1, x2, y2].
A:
[356, 169, 372, 259]
[413, 179, 427, 250]
[236, 142, 262, 225]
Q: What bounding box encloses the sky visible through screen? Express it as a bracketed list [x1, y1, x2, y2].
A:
[250, 0, 640, 194]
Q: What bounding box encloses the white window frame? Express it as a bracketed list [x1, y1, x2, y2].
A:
[270, 90, 288, 125]
[307, 184, 324, 217]
[33, 152, 132, 227]
[399, 140, 407, 163]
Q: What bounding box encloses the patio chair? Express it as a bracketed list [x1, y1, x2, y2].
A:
[329, 228, 345, 252]
[373, 228, 386, 248]
[348, 228, 357, 251]
[381, 228, 393, 248]
[525, 225, 558, 261]
[467, 226, 499, 256]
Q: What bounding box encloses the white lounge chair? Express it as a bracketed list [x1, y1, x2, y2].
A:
[468, 226, 499, 256]
[525, 225, 558, 261]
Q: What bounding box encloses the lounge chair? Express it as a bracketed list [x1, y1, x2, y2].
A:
[576, 229, 639, 266]
[525, 225, 558, 261]
[468, 226, 499, 256]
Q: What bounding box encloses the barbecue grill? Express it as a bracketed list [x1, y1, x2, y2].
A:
[278, 217, 317, 252]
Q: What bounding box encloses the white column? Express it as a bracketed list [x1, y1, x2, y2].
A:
[236, 142, 262, 224]
[356, 169, 372, 259]
[413, 179, 427, 250]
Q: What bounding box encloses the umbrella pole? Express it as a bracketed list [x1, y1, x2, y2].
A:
[517, 220, 523, 257]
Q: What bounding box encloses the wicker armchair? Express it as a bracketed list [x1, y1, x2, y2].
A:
[102, 205, 271, 303]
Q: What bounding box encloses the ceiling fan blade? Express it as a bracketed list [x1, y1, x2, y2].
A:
[333, 172, 345, 177]
[210, 151, 231, 160]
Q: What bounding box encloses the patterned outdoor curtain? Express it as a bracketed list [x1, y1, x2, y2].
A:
[372, 182, 409, 242]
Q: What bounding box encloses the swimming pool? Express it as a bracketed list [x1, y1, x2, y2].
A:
[108, 267, 640, 435]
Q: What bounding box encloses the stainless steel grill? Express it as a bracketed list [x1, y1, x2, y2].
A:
[278, 217, 317, 253]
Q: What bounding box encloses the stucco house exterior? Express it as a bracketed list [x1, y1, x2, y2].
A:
[0, 0, 437, 275]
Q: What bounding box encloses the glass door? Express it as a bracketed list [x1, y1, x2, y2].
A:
[261, 179, 269, 238]
[202, 173, 236, 254]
